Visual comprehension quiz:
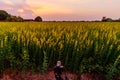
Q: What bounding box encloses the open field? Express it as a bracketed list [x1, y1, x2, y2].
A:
[0, 22, 120, 79]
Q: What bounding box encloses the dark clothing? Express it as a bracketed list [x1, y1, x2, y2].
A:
[54, 66, 64, 75]
[54, 66, 64, 80]
[55, 75, 63, 80]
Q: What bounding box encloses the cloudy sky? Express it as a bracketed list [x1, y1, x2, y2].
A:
[0, 0, 120, 21]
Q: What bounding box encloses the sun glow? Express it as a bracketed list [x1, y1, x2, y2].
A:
[17, 9, 24, 13]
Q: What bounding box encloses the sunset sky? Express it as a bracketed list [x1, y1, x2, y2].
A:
[0, 0, 120, 21]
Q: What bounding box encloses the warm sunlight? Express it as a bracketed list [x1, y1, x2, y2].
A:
[0, 0, 120, 80]
[17, 9, 24, 13]
[0, 0, 120, 20]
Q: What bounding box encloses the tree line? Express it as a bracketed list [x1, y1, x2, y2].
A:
[102, 17, 120, 22]
[0, 10, 120, 22]
[0, 10, 42, 22]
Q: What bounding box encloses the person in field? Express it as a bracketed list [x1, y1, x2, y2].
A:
[54, 61, 65, 80]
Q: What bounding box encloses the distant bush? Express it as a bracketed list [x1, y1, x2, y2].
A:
[34, 16, 42, 22]
[6, 15, 23, 22]
[102, 17, 113, 22]
[102, 16, 120, 22]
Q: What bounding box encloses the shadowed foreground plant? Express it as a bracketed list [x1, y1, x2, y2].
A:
[106, 55, 120, 80]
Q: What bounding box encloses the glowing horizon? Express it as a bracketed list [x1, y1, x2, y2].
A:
[0, 0, 120, 21]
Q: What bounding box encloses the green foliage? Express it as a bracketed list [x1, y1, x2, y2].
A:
[116, 32, 120, 40]
[0, 48, 5, 72]
[106, 55, 120, 80]
[41, 51, 48, 74]
[21, 47, 30, 73]
[0, 22, 120, 78]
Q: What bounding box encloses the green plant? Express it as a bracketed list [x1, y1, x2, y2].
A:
[106, 55, 120, 80]
[41, 51, 48, 74]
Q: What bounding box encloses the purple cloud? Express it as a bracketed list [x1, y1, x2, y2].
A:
[0, 0, 35, 19]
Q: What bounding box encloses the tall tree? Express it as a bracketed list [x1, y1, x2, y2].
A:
[0, 10, 9, 20]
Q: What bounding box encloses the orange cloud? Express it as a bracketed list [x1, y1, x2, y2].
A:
[24, 0, 77, 16]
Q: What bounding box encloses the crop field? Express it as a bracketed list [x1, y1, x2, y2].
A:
[0, 22, 120, 79]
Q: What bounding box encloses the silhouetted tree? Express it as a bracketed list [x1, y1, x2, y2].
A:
[0, 10, 9, 20]
[0, 10, 24, 22]
[6, 16, 17, 22]
[118, 18, 120, 21]
[17, 16, 23, 22]
[102, 16, 107, 22]
[6, 15, 23, 22]
[35, 16, 42, 22]
[106, 18, 113, 22]
[114, 18, 120, 22]
[102, 17, 113, 22]
[6, 15, 12, 21]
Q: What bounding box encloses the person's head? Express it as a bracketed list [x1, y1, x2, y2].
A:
[56, 61, 62, 66]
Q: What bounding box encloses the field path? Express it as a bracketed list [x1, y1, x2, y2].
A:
[0, 70, 76, 80]
[0, 69, 119, 80]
